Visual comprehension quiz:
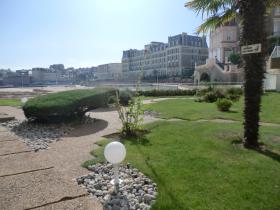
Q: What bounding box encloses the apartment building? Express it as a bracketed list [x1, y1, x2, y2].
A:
[0, 70, 31, 87]
[32, 64, 71, 84]
[122, 33, 208, 80]
[209, 21, 239, 63]
[95, 63, 122, 81]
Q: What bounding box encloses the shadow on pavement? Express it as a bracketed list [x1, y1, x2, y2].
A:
[66, 119, 109, 137]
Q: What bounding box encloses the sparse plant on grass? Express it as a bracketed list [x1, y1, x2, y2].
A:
[216, 98, 233, 112]
[226, 87, 243, 96]
[139, 89, 196, 97]
[119, 89, 134, 106]
[115, 90, 144, 137]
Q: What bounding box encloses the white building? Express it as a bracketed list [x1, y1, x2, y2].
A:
[264, 8, 280, 91]
[122, 33, 208, 80]
[265, 46, 280, 91]
[209, 21, 239, 63]
[95, 63, 122, 81]
[195, 8, 280, 86]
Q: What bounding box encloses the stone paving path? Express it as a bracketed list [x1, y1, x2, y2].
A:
[0, 107, 122, 210]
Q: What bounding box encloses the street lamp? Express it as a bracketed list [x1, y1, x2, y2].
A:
[21, 97, 28, 104]
[104, 141, 126, 191]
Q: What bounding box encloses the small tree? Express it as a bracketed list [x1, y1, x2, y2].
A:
[115, 90, 143, 137]
[115, 63, 145, 137]
[229, 53, 241, 65]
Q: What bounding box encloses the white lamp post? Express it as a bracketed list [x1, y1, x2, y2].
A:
[21, 97, 28, 104]
[104, 141, 126, 191]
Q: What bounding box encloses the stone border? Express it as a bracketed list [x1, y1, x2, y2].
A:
[77, 163, 157, 210]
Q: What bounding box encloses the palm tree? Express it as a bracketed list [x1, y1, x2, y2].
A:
[185, 0, 280, 148]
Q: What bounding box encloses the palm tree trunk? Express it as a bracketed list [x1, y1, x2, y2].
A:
[240, 0, 267, 148]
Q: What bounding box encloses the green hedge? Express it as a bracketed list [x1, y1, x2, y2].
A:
[216, 98, 233, 112]
[23, 88, 116, 123]
[139, 89, 196, 97]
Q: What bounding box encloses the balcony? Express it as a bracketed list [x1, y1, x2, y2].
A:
[271, 46, 280, 58]
[270, 46, 280, 69]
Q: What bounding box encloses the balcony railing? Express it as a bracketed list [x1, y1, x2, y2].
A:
[271, 46, 280, 58]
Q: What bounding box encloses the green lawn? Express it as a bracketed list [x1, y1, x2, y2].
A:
[0, 98, 21, 106]
[86, 121, 280, 210]
[144, 92, 280, 124]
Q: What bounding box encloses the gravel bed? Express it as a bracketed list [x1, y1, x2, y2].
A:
[1, 120, 72, 151]
[77, 163, 157, 210]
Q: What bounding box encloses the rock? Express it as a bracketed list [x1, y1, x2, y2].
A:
[94, 183, 102, 190]
[144, 194, 155, 204]
[76, 177, 83, 185]
[104, 194, 111, 201]
[112, 204, 121, 210]
[1, 120, 72, 151]
[140, 203, 150, 210]
[76, 163, 157, 209]
[95, 190, 103, 196]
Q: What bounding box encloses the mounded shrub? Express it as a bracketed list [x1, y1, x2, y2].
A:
[107, 95, 117, 105]
[203, 92, 219, 103]
[226, 87, 243, 96]
[225, 87, 242, 102]
[119, 89, 134, 106]
[23, 88, 116, 123]
[227, 94, 240, 102]
[216, 98, 233, 112]
[196, 87, 213, 97]
[202, 89, 226, 103]
[139, 89, 196, 97]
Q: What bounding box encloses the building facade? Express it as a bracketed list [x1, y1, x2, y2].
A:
[32, 64, 71, 84]
[265, 8, 280, 92]
[267, 8, 280, 38]
[195, 7, 280, 86]
[95, 63, 122, 81]
[122, 33, 208, 80]
[0, 70, 31, 87]
[209, 21, 239, 63]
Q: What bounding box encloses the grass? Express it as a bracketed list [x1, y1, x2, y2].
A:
[84, 121, 280, 210]
[143, 96, 195, 100]
[82, 139, 111, 168]
[144, 92, 280, 124]
[0, 98, 21, 106]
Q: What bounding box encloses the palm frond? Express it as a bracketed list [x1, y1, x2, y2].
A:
[266, 0, 280, 8]
[185, 0, 236, 17]
[196, 9, 237, 34]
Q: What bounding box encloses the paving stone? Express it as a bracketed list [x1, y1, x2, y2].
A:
[0, 126, 9, 132]
[0, 116, 15, 123]
[0, 131, 18, 142]
[0, 140, 30, 155]
[0, 168, 88, 210]
[0, 152, 51, 177]
[35, 195, 102, 210]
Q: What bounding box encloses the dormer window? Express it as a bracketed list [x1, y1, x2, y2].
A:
[275, 8, 280, 15]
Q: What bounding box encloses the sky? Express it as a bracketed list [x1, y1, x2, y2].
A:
[0, 0, 204, 70]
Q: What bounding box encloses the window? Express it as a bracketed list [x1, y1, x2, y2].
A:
[275, 7, 280, 15]
[226, 34, 231, 41]
[274, 19, 280, 34]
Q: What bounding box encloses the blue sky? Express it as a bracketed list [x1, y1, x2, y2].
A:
[0, 0, 204, 70]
